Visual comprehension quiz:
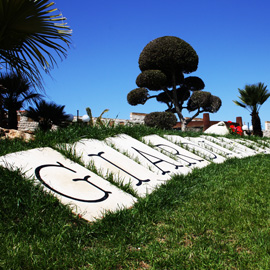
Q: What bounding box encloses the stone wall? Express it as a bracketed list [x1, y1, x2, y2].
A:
[17, 114, 39, 131]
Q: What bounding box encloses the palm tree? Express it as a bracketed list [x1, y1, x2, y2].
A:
[0, 0, 72, 88]
[0, 73, 42, 129]
[233, 82, 270, 137]
[0, 84, 6, 127]
[26, 100, 70, 131]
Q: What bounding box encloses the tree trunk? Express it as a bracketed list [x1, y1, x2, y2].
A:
[181, 119, 188, 131]
[0, 96, 4, 127]
[251, 111, 263, 137]
[170, 72, 187, 131]
[8, 109, 18, 129]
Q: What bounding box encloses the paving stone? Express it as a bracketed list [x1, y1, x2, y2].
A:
[105, 134, 192, 178]
[142, 134, 210, 169]
[0, 147, 136, 222]
[164, 135, 226, 163]
[63, 139, 168, 197]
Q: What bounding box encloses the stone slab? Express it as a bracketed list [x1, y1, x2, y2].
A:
[62, 139, 168, 197]
[234, 139, 270, 154]
[164, 135, 226, 163]
[142, 134, 210, 169]
[200, 135, 253, 157]
[187, 137, 242, 159]
[0, 147, 136, 222]
[257, 140, 270, 149]
[105, 134, 192, 178]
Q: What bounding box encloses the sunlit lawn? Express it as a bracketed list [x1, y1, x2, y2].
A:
[1, 124, 270, 269]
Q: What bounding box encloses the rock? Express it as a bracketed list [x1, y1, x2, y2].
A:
[204, 121, 229, 135]
[0, 128, 35, 142]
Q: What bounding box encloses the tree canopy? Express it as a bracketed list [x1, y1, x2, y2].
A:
[127, 36, 221, 130]
[0, 72, 42, 129]
[26, 99, 70, 131]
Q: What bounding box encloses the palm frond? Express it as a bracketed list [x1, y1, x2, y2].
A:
[0, 0, 72, 88]
[233, 100, 246, 108]
[234, 83, 270, 113]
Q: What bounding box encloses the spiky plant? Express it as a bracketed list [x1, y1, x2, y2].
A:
[26, 100, 70, 131]
[0, 0, 72, 88]
[233, 82, 270, 137]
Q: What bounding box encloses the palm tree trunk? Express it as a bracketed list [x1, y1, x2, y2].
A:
[8, 109, 18, 129]
[251, 111, 263, 137]
[0, 95, 3, 127]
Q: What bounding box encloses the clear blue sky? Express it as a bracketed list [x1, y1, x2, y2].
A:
[41, 0, 270, 128]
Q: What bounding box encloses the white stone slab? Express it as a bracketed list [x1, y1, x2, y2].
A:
[219, 137, 258, 155]
[164, 135, 226, 163]
[142, 134, 210, 169]
[187, 137, 241, 159]
[0, 147, 136, 222]
[105, 134, 192, 178]
[62, 139, 167, 197]
[200, 135, 253, 157]
[234, 139, 270, 154]
[257, 139, 270, 149]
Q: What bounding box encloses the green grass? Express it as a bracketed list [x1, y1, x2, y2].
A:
[1, 124, 270, 269]
[0, 123, 202, 156]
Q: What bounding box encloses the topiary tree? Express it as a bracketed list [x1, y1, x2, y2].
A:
[144, 111, 177, 130]
[127, 36, 222, 131]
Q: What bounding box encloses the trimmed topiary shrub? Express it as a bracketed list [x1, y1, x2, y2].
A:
[144, 111, 177, 130]
[126, 36, 222, 131]
[127, 88, 149, 105]
[136, 70, 167, 90]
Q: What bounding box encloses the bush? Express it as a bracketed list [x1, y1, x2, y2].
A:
[144, 111, 177, 130]
[127, 88, 149, 105]
[26, 100, 70, 131]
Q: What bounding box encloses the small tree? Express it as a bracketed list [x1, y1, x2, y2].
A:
[233, 82, 270, 137]
[127, 36, 221, 130]
[0, 72, 42, 129]
[26, 100, 70, 131]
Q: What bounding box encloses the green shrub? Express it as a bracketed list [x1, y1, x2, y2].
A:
[26, 100, 70, 131]
[144, 111, 177, 130]
[127, 88, 149, 105]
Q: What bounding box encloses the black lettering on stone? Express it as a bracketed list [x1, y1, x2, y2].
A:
[154, 144, 204, 166]
[35, 162, 111, 203]
[88, 152, 150, 186]
[131, 147, 183, 175]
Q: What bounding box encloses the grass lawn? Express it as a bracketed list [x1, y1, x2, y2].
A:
[1, 124, 270, 269]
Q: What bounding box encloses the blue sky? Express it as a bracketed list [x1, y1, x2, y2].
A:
[41, 0, 270, 128]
